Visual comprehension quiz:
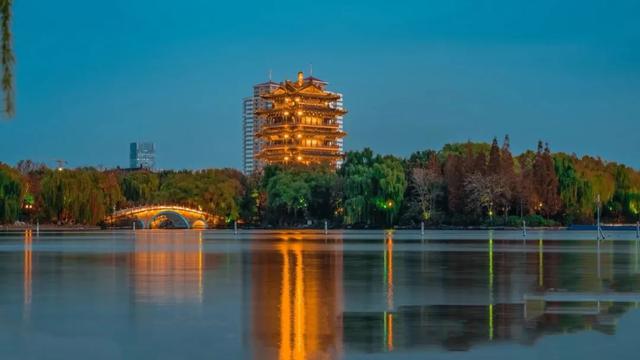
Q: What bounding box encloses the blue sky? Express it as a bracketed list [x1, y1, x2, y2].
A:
[1, 0, 639, 169]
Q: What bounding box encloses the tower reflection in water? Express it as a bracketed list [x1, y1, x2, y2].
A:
[131, 230, 205, 303]
[247, 233, 343, 360]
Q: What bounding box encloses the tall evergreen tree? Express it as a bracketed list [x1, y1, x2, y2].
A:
[443, 155, 462, 214]
[488, 137, 501, 175]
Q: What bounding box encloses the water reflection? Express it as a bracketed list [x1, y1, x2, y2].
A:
[131, 230, 205, 303]
[2, 230, 640, 358]
[23, 229, 33, 320]
[342, 233, 640, 354]
[248, 235, 343, 360]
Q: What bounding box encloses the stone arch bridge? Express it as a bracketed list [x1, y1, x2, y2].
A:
[106, 205, 214, 229]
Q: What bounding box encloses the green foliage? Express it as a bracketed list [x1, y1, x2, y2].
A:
[372, 155, 407, 225]
[440, 142, 491, 158]
[342, 149, 376, 225]
[4, 138, 640, 228]
[120, 171, 159, 203]
[266, 170, 311, 224]
[341, 149, 407, 226]
[0, 163, 22, 223]
[553, 154, 594, 223]
[261, 164, 339, 225]
[40, 168, 112, 224]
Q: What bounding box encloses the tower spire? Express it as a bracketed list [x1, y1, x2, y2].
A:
[268, 69, 272, 82]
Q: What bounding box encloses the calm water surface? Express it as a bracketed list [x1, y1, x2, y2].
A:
[1, 229, 639, 359]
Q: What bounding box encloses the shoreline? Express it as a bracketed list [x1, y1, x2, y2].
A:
[2, 224, 636, 232]
[0, 224, 573, 231]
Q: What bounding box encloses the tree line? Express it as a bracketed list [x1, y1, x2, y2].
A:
[1, 137, 640, 227]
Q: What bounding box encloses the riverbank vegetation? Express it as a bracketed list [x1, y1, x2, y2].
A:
[2, 137, 640, 228]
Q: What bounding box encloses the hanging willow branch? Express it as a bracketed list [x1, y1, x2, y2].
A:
[0, 0, 14, 117]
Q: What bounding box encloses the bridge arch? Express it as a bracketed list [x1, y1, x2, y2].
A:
[191, 219, 207, 229]
[148, 211, 191, 229]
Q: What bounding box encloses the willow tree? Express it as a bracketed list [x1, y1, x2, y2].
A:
[0, 163, 23, 223]
[0, 0, 13, 117]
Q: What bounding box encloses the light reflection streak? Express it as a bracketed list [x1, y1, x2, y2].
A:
[252, 234, 343, 360]
[279, 245, 291, 360]
[538, 238, 544, 287]
[488, 231, 494, 341]
[294, 247, 306, 359]
[387, 312, 394, 351]
[23, 229, 33, 320]
[385, 231, 394, 310]
[635, 238, 639, 274]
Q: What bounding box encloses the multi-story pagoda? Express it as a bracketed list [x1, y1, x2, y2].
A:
[255, 71, 347, 168]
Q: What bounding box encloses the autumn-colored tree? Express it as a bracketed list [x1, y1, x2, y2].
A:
[532, 141, 561, 217]
[464, 173, 508, 219]
[410, 154, 443, 221]
[487, 137, 501, 175]
[499, 135, 517, 219]
[444, 154, 465, 214]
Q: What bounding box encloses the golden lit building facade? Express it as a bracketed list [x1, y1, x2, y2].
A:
[255, 72, 347, 168]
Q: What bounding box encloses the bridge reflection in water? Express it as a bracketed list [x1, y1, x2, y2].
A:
[131, 231, 205, 303]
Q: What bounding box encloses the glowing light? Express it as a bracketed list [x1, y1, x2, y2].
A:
[284, 111, 290, 116]
[284, 156, 290, 161]
[296, 134, 302, 139]
[297, 156, 303, 161]
[297, 111, 303, 116]
[284, 134, 289, 139]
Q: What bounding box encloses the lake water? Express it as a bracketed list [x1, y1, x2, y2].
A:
[1, 229, 639, 359]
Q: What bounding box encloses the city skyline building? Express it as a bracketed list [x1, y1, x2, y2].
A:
[129, 142, 156, 170]
[242, 80, 280, 174]
[254, 71, 347, 169]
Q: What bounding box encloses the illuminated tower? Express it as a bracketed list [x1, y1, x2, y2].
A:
[243, 80, 280, 174]
[255, 72, 347, 168]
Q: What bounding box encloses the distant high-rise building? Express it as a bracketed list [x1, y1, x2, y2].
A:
[330, 92, 345, 167]
[129, 142, 156, 170]
[242, 80, 280, 174]
[253, 71, 347, 169]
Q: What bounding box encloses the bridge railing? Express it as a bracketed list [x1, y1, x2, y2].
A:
[107, 204, 212, 222]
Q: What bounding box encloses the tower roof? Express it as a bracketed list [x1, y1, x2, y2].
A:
[304, 76, 327, 85]
[254, 80, 279, 87]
